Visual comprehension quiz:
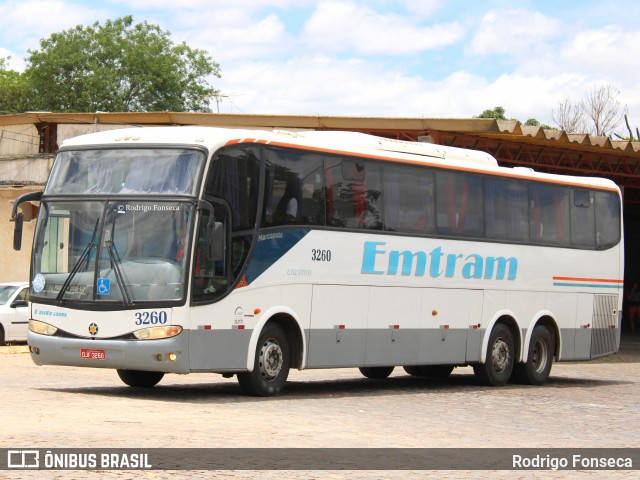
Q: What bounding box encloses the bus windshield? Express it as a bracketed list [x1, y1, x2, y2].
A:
[46, 148, 205, 195]
[31, 199, 194, 306]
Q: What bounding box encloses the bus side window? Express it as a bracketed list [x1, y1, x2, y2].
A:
[595, 191, 621, 249]
[263, 149, 324, 227]
[485, 178, 528, 242]
[325, 157, 382, 230]
[435, 171, 483, 237]
[571, 189, 595, 248]
[383, 165, 434, 234]
[529, 184, 570, 246]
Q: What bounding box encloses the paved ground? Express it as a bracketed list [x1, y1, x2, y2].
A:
[0, 336, 639, 479]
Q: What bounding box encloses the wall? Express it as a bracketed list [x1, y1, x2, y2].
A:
[0, 188, 40, 282]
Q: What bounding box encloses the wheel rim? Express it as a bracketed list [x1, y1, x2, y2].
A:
[259, 338, 283, 381]
[531, 338, 548, 374]
[491, 337, 511, 373]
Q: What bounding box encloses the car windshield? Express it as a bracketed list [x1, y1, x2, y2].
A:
[45, 148, 205, 195]
[31, 200, 194, 306]
[0, 286, 19, 305]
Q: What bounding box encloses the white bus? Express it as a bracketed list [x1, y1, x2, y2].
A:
[13, 126, 623, 396]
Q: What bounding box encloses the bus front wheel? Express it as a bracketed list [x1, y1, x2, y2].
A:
[237, 323, 290, 396]
[473, 323, 515, 386]
[117, 369, 164, 388]
[513, 325, 554, 385]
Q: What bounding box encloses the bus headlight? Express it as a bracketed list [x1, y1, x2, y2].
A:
[133, 325, 182, 340]
[29, 320, 58, 336]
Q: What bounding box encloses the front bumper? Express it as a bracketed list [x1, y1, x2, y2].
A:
[27, 331, 190, 374]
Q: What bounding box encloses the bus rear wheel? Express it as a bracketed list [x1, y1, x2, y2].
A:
[403, 365, 454, 378]
[117, 369, 164, 388]
[473, 323, 515, 386]
[359, 366, 394, 379]
[237, 323, 290, 396]
[513, 325, 554, 385]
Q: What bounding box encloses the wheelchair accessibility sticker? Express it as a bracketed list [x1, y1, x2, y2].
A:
[97, 278, 111, 295]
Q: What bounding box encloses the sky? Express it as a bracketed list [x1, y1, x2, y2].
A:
[1, 0, 639, 136]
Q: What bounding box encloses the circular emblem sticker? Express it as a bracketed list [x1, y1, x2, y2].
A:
[88, 323, 99, 336]
[33, 273, 45, 293]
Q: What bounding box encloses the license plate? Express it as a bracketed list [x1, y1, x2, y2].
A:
[80, 348, 106, 360]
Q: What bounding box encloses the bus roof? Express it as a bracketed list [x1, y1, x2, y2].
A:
[60, 126, 620, 192]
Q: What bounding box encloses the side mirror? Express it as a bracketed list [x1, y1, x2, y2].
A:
[11, 191, 43, 251]
[207, 220, 225, 262]
[11, 298, 28, 308]
[198, 200, 226, 262]
[13, 212, 24, 251]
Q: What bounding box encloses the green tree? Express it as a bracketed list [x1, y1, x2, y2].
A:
[0, 57, 30, 113]
[25, 16, 220, 112]
[477, 106, 507, 120]
[476, 107, 552, 129]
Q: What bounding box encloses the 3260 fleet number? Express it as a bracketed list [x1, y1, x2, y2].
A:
[311, 249, 332, 261]
[134, 311, 168, 325]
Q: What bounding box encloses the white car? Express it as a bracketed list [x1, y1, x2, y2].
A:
[0, 282, 30, 345]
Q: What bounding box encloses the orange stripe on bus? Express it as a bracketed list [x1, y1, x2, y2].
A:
[223, 138, 620, 192]
[552, 276, 624, 283]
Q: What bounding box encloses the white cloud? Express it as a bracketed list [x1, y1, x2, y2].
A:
[181, 13, 290, 63]
[304, 1, 464, 55]
[0, 0, 111, 65]
[110, 0, 315, 11]
[215, 55, 430, 116]
[559, 26, 640, 78]
[215, 53, 631, 130]
[397, 0, 442, 17]
[469, 8, 562, 56]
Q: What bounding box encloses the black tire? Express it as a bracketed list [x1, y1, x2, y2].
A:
[418, 365, 455, 378]
[513, 325, 554, 385]
[359, 366, 394, 379]
[404, 365, 454, 378]
[0, 326, 5, 346]
[473, 323, 515, 386]
[117, 369, 164, 388]
[403, 365, 421, 376]
[237, 323, 290, 396]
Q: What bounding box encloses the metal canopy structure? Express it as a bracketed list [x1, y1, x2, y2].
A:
[2, 111, 640, 204]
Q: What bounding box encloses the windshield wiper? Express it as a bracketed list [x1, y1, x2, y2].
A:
[103, 215, 134, 307]
[56, 219, 99, 305]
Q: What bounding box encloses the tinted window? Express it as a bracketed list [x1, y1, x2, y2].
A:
[485, 178, 528, 242]
[205, 147, 260, 232]
[529, 184, 570, 246]
[325, 157, 382, 230]
[48, 149, 205, 195]
[435, 171, 483, 237]
[595, 191, 621, 248]
[383, 164, 435, 234]
[263, 148, 325, 227]
[571, 189, 595, 247]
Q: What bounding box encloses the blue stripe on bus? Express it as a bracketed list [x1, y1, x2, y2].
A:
[553, 282, 624, 289]
[242, 229, 310, 284]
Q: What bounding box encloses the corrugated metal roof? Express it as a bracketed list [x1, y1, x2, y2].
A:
[1, 111, 639, 157]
